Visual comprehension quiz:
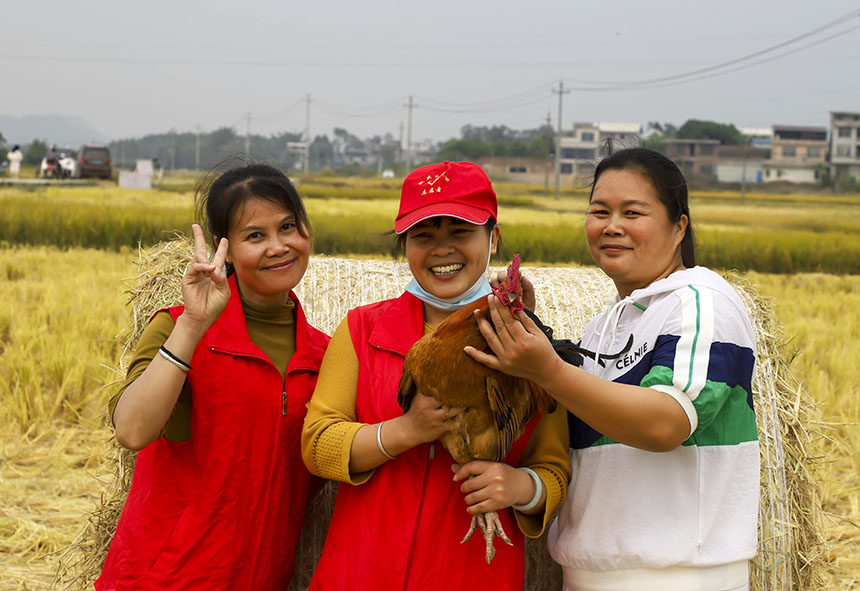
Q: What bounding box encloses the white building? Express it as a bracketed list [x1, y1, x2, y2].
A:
[716, 145, 768, 184]
[559, 122, 642, 181]
[762, 125, 827, 184]
[829, 111, 860, 184]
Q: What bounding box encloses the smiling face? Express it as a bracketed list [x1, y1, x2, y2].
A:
[586, 168, 688, 298]
[221, 197, 311, 307]
[404, 216, 499, 303]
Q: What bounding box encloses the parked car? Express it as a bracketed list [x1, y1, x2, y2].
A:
[77, 144, 112, 179]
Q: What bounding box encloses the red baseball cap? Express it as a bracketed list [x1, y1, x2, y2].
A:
[394, 161, 497, 234]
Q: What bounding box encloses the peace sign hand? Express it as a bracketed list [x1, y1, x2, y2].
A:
[179, 224, 231, 333]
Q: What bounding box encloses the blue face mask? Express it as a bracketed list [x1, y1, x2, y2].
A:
[404, 232, 494, 312]
[404, 275, 492, 312]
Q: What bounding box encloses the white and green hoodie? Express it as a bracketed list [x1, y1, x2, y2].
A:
[548, 266, 759, 591]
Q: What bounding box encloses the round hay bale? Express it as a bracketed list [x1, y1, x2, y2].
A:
[53, 239, 825, 591]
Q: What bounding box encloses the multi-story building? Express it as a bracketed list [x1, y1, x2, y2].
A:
[476, 156, 550, 184]
[559, 122, 641, 181]
[662, 139, 720, 179]
[715, 145, 769, 184]
[762, 125, 827, 184]
[829, 111, 860, 184]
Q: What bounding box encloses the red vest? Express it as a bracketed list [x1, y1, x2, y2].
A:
[309, 292, 537, 591]
[97, 275, 329, 591]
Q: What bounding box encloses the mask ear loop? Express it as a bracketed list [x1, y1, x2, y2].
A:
[484, 230, 494, 273]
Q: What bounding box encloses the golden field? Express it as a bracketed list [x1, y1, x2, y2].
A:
[3, 182, 860, 273]
[1, 179, 859, 589]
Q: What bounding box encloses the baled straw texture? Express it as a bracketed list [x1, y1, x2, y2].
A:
[54, 238, 824, 591]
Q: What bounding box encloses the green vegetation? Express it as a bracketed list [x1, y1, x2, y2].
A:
[436, 124, 553, 162]
[676, 119, 746, 145]
[3, 181, 860, 273]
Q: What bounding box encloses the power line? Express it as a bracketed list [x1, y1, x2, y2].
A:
[316, 98, 404, 119]
[417, 82, 555, 110]
[560, 9, 860, 90]
[564, 23, 860, 92]
[419, 93, 552, 114]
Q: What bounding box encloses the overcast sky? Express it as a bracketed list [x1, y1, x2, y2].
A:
[2, 0, 859, 143]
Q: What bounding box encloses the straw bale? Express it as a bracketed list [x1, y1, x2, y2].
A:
[54, 238, 825, 591]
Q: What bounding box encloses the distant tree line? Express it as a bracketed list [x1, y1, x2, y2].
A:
[437, 124, 554, 161]
[644, 119, 746, 150]
[104, 126, 405, 173]
[108, 128, 305, 171]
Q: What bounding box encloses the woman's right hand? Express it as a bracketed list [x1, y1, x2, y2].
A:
[398, 393, 464, 446]
[180, 224, 231, 332]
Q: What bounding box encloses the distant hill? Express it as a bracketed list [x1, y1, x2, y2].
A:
[0, 114, 108, 146]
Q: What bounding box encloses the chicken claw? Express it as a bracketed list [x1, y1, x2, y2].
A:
[460, 511, 513, 563]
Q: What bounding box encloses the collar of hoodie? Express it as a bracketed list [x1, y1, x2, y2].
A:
[591, 296, 644, 378]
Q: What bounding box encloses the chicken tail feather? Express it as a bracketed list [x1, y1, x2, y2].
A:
[396, 366, 417, 414]
[486, 376, 517, 463]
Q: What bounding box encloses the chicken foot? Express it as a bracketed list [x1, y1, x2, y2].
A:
[460, 510, 513, 564]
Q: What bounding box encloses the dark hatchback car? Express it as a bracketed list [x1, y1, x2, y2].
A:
[78, 145, 112, 179]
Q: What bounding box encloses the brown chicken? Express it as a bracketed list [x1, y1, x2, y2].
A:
[397, 254, 556, 564]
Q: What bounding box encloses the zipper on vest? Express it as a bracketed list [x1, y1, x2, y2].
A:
[208, 345, 290, 417]
[402, 442, 434, 591]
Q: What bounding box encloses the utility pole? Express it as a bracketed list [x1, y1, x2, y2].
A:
[169, 128, 176, 170]
[397, 120, 404, 165]
[405, 95, 416, 171]
[304, 94, 312, 173]
[194, 125, 201, 171]
[244, 112, 252, 157]
[740, 137, 750, 205]
[544, 109, 552, 196]
[551, 80, 570, 199]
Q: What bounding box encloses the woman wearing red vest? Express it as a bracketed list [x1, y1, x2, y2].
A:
[97, 164, 330, 590]
[302, 161, 570, 591]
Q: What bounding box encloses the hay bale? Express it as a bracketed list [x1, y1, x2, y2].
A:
[54, 239, 825, 591]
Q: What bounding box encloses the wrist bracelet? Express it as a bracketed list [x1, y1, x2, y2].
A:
[376, 421, 397, 460]
[512, 467, 543, 512]
[158, 346, 192, 372]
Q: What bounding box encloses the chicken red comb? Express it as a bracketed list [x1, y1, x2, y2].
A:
[491, 253, 523, 312]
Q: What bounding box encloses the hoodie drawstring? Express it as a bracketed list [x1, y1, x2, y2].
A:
[592, 296, 632, 378]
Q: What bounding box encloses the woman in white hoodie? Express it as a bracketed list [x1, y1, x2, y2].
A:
[466, 147, 758, 591]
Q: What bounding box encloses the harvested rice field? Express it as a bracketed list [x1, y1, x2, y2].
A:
[1, 178, 858, 589]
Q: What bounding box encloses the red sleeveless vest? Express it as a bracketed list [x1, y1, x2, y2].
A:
[309, 292, 538, 591]
[97, 275, 329, 590]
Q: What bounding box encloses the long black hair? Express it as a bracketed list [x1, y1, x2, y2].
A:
[591, 147, 695, 267]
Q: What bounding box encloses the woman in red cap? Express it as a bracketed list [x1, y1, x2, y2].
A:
[302, 161, 569, 590]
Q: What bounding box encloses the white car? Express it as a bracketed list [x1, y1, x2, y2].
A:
[39, 148, 79, 179]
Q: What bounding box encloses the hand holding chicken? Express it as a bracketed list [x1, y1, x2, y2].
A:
[397, 254, 555, 563]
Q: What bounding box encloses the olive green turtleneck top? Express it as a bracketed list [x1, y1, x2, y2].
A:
[109, 295, 297, 441]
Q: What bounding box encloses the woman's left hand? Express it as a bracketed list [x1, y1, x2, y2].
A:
[452, 461, 534, 514]
[491, 269, 536, 311]
[464, 295, 561, 384]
